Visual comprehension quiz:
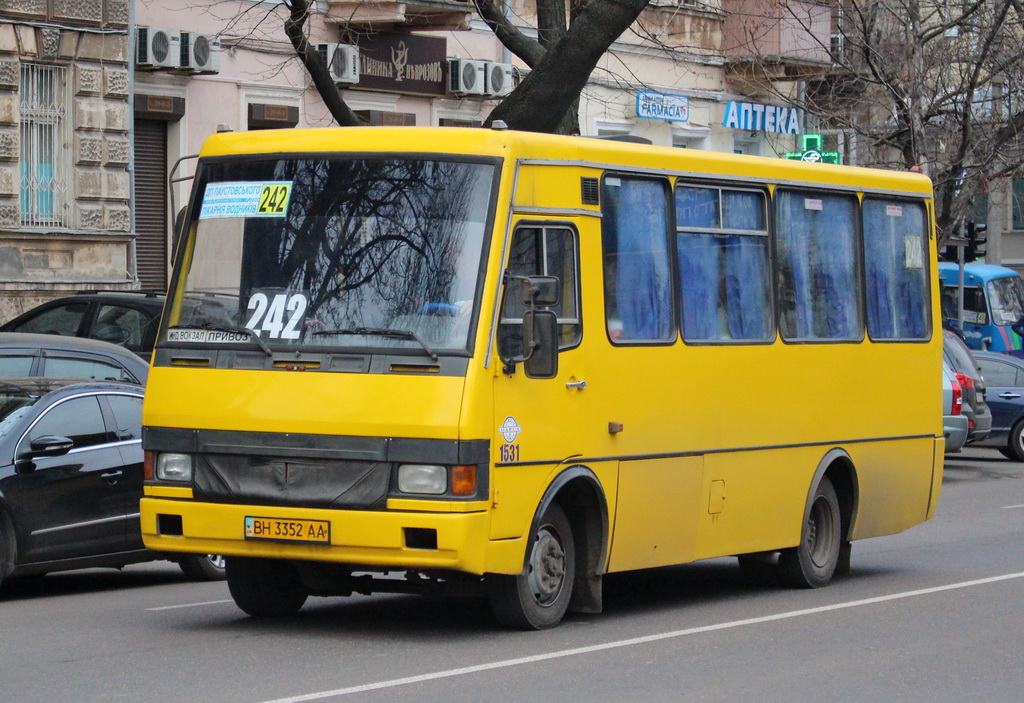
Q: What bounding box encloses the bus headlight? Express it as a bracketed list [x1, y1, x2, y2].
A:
[156, 453, 193, 482]
[398, 464, 447, 495]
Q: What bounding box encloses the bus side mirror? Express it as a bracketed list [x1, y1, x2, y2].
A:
[521, 276, 559, 307]
[501, 274, 561, 377]
[523, 310, 558, 378]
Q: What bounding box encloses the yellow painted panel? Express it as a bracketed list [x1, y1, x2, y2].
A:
[143, 367, 465, 439]
[143, 485, 194, 499]
[848, 438, 937, 539]
[608, 456, 703, 572]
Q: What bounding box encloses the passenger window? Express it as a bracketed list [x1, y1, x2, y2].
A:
[26, 396, 110, 449]
[11, 302, 88, 336]
[978, 359, 1017, 387]
[601, 176, 673, 342]
[776, 190, 861, 340]
[90, 304, 150, 352]
[498, 225, 581, 359]
[43, 355, 134, 383]
[105, 395, 143, 441]
[0, 354, 36, 377]
[676, 185, 771, 342]
[863, 199, 929, 340]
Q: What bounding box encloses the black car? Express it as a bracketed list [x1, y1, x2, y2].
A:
[0, 378, 223, 587]
[0, 290, 165, 357]
[0, 333, 149, 384]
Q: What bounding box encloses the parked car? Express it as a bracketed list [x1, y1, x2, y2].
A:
[943, 330, 992, 442]
[969, 351, 1024, 461]
[0, 378, 223, 587]
[0, 290, 165, 357]
[0, 333, 148, 385]
[943, 359, 969, 454]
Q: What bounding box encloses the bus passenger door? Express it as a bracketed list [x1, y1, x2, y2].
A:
[490, 221, 587, 540]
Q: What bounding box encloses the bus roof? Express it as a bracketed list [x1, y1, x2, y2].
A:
[198, 126, 934, 196]
[937, 262, 1021, 282]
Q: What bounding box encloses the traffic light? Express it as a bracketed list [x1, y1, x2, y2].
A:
[965, 221, 988, 261]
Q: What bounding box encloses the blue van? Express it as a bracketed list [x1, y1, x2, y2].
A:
[938, 262, 1024, 352]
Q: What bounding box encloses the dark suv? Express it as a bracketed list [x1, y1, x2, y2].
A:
[0, 290, 165, 357]
[943, 330, 993, 442]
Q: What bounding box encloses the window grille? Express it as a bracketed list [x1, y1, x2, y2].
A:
[20, 63, 67, 227]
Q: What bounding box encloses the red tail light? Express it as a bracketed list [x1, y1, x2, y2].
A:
[950, 379, 963, 415]
[955, 371, 975, 391]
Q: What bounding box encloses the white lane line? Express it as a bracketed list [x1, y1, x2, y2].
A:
[262, 571, 1024, 703]
[1001, 504, 1024, 509]
[147, 599, 234, 612]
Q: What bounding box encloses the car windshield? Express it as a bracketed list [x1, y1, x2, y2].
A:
[0, 392, 38, 438]
[943, 331, 983, 382]
[164, 157, 495, 356]
[987, 275, 1024, 326]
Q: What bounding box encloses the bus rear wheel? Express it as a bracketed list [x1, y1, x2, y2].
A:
[778, 476, 841, 589]
[487, 502, 575, 630]
[226, 557, 308, 617]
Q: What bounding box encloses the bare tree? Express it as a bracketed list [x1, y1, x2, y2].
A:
[262, 0, 653, 135]
[730, 0, 1024, 241]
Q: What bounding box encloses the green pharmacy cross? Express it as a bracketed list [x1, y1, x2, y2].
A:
[785, 134, 840, 164]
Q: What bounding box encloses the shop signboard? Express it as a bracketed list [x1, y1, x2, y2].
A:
[636, 91, 690, 123]
[353, 32, 446, 97]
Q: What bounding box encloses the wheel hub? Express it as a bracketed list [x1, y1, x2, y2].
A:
[528, 526, 566, 606]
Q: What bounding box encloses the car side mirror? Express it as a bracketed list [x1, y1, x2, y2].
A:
[27, 435, 75, 458]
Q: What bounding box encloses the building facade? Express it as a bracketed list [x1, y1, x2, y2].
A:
[0, 0, 131, 321]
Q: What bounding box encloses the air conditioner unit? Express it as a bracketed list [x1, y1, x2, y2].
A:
[181, 32, 221, 73]
[485, 62, 514, 97]
[448, 58, 487, 96]
[137, 27, 181, 69]
[317, 43, 359, 85]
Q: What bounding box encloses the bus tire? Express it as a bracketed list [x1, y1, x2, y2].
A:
[487, 502, 575, 630]
[778, 476, 841, 589]
[178, 554, 227, 581]
[1005, 420, 1024, 461]
[225, 557, 308, 617]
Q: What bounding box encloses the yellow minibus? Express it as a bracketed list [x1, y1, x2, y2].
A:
[140, 126, 942, 629]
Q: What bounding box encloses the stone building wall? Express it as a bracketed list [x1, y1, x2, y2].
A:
[0, 0, 131, 323]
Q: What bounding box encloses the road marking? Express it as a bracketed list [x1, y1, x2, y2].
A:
[1001, 504, 1024, 509]
[146, 599, 233, 612]
[261, 571, 1024, 703]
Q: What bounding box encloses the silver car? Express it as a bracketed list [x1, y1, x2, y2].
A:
[943, 359, 969, 453]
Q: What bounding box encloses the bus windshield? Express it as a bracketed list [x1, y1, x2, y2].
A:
[165, 157, 496, 355]
[987, 275, 1024, 326]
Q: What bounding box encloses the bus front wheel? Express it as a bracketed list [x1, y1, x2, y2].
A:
[487, 502, 576, 630]
[225, 557, 308, 617]
[778, 476, 841, 589]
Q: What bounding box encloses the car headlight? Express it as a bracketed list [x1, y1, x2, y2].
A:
[397, 464, 447, 495]
[156, 452, 193, 482]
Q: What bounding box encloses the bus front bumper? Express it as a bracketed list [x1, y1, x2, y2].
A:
[140, 497, 524, 576]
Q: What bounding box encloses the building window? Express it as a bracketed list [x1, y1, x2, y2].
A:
[20, 63, 67, 227]
[1012, 178, 1024, 230]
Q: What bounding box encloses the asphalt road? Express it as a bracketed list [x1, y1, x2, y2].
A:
[2, 447, 1022, 703]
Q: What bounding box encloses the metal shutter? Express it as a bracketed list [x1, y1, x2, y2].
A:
[134, 119, 168, 290]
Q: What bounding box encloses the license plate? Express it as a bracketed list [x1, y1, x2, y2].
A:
[244, 516, 330, 544]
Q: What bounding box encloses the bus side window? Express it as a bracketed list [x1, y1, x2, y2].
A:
[498, 225, 581, 360]
[776, 190, 861, 341]
[601, 176, 674, 343]
[863, 198, 929, 340]
[676, 185, 771, 342]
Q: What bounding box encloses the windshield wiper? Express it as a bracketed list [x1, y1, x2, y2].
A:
[169, 323, 273, 357]
[312, 327, 438, 361]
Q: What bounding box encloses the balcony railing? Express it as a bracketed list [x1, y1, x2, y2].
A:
[721, 0, 832, 74]
[325, 0, 475, 30]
